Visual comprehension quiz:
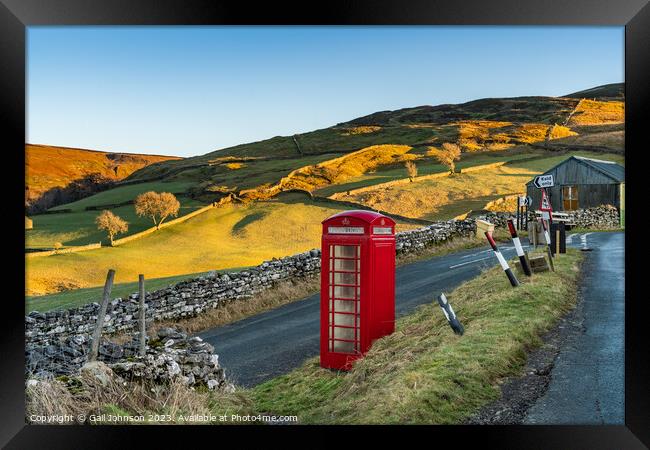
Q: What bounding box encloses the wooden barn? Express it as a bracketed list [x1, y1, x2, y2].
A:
[526, 156, 625, 212]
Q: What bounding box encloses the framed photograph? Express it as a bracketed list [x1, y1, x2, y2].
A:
[3, 0, 648, 446]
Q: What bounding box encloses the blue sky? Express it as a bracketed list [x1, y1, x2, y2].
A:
[27, 26, 624, 157]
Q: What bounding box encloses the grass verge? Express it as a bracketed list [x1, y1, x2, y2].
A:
[250, 248, 583, 424]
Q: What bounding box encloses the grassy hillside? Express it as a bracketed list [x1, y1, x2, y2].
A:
[123, 87, 623, 201]
[563, 82, 624, 101]
[25, 144, 180, 212]
[342, 151, 624, 221]
[26, 196, 205, 249]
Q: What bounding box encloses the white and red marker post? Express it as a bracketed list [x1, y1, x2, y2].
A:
[507, 218, 532, 277]
[539, 218, 556, 271]
[485, 231, 519, 287]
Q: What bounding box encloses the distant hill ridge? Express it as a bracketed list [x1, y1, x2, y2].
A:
[25, 144, 181, 213]
[124, 83, 623, 186]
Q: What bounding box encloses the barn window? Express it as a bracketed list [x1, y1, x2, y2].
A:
[562, 185, 579, 211]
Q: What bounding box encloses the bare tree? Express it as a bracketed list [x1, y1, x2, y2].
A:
[96, 210, 129, 246]
[134, 191, 181, 229]
[405, 161, 418, 182]
[429, 143, 461, 174]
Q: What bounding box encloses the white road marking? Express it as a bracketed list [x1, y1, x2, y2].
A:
[461, 249, 492, 258]
[449, 256, 492, 269]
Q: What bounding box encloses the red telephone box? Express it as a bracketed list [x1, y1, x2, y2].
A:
[320, 210, 396, 370]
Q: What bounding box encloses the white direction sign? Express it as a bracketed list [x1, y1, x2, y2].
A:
[533, 174, 554, 188]
[518, 196, 532, 207]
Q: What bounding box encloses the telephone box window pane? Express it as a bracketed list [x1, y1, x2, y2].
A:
[333, 340, 355, 353]
[329, 313, 357, 327]
[334, 245, 357, 258]
[333, 327, 355, 341]
[334, 258, 356, 272]
[333, 300, 356, 313]
[334, 272, 356, 285]
[334, 285, 356, 299]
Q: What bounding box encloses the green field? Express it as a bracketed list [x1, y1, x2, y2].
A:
[25, 193, 418, 298]
[26, 270, 215, 312]
[27, 196, 205, 248]
[49, 179, 198, 212]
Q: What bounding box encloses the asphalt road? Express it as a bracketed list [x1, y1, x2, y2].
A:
[200, 242, 520, 387]
[524, 231, 624, 424]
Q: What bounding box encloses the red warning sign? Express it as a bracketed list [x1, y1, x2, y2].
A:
[540, 188, 553, 221]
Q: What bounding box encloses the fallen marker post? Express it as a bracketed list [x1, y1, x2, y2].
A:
[485, 231, 519, 287]
[507, 219, 531, 277]
[437, 293, 464, 335]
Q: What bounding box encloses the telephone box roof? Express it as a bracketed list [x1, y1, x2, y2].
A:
[322, 210, 395, 225]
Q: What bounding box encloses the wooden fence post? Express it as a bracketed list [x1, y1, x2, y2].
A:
[546, 247, 555, 272]
[138, 274, 146, 357]
[88, 269, 115, 362]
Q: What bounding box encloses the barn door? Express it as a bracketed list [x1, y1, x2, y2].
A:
[562, 185, 579, 211]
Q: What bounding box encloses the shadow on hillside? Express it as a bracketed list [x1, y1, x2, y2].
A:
[26, 173, 116, 214]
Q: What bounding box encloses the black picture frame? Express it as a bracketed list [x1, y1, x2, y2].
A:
[3, 0, 648, 447]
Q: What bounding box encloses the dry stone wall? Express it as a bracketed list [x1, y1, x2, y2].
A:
[26, 213, 515, 349]
[27, 327, 232, 391]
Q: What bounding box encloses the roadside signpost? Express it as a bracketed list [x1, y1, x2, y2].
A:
[539, 188, 553, 221]
[516, 195, 531, 231]
[533, 174, 554, 189]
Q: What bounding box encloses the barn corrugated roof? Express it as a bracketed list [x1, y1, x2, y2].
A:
[573, 156, 625, 182]
[526, 156, 625, 185]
